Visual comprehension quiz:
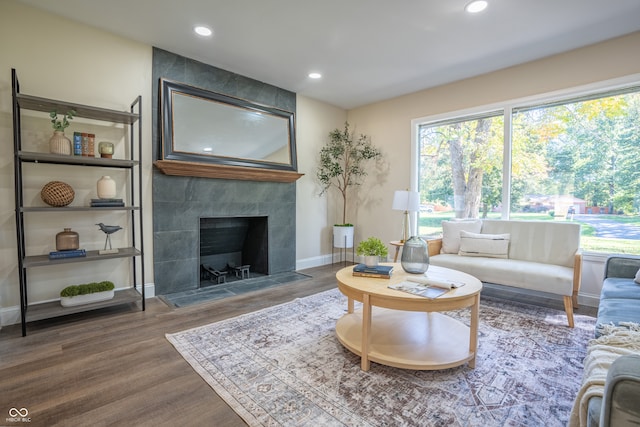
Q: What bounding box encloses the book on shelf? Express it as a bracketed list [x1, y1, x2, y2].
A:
[91, 198, 125, 207]
[91, 202, 125, 207]
[48, 249, 87, 259]
[388, 281, 449, 299]
[91, 198, 123, 203]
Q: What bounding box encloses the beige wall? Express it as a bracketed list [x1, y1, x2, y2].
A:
[0, 1, 346, 322]
[0, 1, 153, 320]
[295, 96, 347, 267]
[346, 32, 640, 256]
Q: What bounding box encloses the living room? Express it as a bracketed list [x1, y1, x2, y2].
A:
[1, 1, 640, 426]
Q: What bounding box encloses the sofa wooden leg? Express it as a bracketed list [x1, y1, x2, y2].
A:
[563, 296, 575, 328]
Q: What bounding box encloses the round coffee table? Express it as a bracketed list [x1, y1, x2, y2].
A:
[335, 263, 482, 371]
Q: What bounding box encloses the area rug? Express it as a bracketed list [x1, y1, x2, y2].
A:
[166, 288, 596, 427]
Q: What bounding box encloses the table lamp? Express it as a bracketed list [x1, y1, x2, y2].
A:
[392, 190, 420, 243]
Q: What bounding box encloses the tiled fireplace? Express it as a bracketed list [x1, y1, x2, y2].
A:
[151, 47, 297, 296]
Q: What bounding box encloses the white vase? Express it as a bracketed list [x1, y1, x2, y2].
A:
[49, 131, 72, 155]
[333, 225, 354, 248]
[97, 175, 116, 199]
[364, 255, 379, 267]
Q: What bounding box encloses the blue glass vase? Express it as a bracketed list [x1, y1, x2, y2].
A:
[401, 236, 429, 274]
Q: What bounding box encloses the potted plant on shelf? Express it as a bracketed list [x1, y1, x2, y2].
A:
[60, 280, 115, 307]
[356, 237, 389, 267]
[316, 122, 382, 248]
[48, 109, 76, 155]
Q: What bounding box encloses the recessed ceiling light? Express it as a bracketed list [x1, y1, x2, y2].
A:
[465, 0, 488, 13]
[203, 147, 213, 152]
[194, 26, 213, 37]
[308, 72, 322, 79]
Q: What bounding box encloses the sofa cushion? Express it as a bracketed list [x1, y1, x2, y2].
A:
[429, 253, 574, 295]
[600, 278, 640, 300]
[440, 220, 482, 254]
[458, 231, 510, 258]
[596, 297, 640, 336]
[480, 220, 580, 267]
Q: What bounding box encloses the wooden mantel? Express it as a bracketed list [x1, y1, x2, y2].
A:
[154, 159, 304, 183]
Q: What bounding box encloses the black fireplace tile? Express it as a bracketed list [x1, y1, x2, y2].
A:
[153, 175, 190, 203]
[153, 202, 200, 232]
[153, 230, 198, 262]
[269, 247, 296, 273]
[154, 258, 198, 295]
[153, 48, 186, 83]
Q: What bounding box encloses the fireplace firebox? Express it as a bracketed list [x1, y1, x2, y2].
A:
[199, 216, 268, 287]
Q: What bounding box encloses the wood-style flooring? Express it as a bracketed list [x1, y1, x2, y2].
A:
[0, 264, 596, 427]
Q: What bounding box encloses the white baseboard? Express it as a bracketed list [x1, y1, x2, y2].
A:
[141, 282, 155, 298]
[577, 292, 600, 308]
[0, 305, 20, 327]
[296, 255, 333, 270]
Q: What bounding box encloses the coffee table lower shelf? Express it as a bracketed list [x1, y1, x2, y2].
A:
[336, 307, 474, 370]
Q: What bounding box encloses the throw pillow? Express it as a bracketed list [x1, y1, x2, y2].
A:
[635, 268, 640, 284]
[458, 230, 511, 258]
[440, 220, 482, 254]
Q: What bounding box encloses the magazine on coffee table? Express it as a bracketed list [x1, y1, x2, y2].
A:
[388, 281, 449, 299]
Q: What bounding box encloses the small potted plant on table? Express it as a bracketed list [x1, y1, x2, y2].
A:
[356, 237, 389, 267]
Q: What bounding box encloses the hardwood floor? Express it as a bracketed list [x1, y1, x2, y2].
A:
[0, 263, 596, 427]
[0, 264, 341, 427]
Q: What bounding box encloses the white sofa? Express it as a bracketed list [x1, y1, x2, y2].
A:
[427, 219, 582, 327]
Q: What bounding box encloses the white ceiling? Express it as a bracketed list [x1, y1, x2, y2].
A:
[17, 0, 640, 109]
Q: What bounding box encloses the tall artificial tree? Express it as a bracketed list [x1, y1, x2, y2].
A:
[317, 122, 382, 225]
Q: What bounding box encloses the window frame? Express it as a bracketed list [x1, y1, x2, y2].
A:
[411, 73, 640, 253]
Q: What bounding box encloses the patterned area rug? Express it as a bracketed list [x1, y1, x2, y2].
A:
[166, 288, 595, 426]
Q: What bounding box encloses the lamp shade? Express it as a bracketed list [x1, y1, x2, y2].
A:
[392, 190, 420, 212]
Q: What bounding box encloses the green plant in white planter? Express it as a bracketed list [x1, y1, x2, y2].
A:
[60, 281, 115, 307]
[317, 122, 382, 248]
[356, 237, 389, 267]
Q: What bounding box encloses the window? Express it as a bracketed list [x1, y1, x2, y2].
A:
[417, 112, 503, 238]
[415, 83, 640, 254]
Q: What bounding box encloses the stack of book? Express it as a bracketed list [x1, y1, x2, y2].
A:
[352, 263, 394, 279]
[90, 198, 124, 207]
[49, 249, 87, 260]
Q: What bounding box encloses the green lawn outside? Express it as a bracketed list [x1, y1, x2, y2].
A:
[418, 212, 640, 255]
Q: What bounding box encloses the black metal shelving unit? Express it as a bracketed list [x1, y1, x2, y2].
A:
[11, 68, 145, 336]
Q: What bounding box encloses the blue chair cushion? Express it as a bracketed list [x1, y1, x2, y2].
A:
[600, 278, 640, 300]
[596, 296, 640, 338]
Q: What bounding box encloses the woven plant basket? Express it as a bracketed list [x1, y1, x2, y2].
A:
[41, 181, 75, 207]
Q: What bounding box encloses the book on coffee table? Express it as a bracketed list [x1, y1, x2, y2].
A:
[388, 281, 449, 299]
[352, 264, 393, 279]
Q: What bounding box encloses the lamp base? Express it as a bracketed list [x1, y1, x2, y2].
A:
[400, 210, 411, 243]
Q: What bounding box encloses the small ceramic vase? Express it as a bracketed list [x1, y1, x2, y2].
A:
[97, 175, 116, 199]
[56, 228, 79, 251]
[49, 131, 72, 155]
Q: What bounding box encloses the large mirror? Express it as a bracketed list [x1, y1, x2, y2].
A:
[161, 78, 297, 171]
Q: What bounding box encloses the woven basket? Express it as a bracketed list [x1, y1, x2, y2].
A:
[41, 181, 75, 207]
